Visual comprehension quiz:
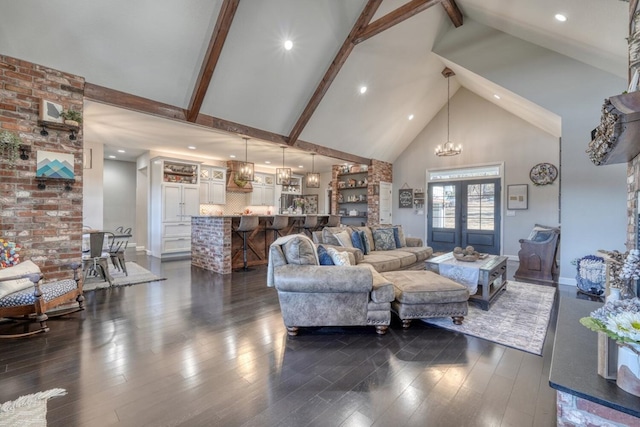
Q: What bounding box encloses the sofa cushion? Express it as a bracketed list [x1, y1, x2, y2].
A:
[378, 250, 417, 268]
[399, 246, 433, 262]
[353, 226, 375, 251]
[351, 231, 365, 252]
[283, 237, 318, 265]
[0, 260, 41, 300]
[372, 228, 396, 251]
[317, 245, 334, 265]
[359, 231, 371, 255]
[382, 270, 469, 304]
[393, 226, 406, 248]
[322, 228, 341, 246]
[361, 253, 403, 272]
[334, 230, 354, 248]
[327, 247, 351, 266]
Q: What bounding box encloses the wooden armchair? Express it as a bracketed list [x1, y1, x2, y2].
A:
[514, 224, 560, 285]
[0, 261, 84, 338]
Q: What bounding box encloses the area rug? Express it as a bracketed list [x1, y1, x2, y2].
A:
[0, 388, 66, 427]
[422, 281, 556, 355]
[83, 262, 166, 291]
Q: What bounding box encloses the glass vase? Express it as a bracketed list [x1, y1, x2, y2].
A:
[620, 278, 637, 300]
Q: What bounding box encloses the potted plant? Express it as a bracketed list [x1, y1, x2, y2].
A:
[0, 130, 23, 166]
[60, 109, 82, 126]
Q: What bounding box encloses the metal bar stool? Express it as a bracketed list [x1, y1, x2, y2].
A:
[235, 215, 259, 272]
[265, 215, 289, 244]
[299, 215, 318, 237]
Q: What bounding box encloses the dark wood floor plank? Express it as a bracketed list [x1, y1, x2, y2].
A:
[0, 255, 569, 427]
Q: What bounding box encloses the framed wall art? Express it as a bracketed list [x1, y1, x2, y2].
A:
[399, 188, 413, 208]
[507, 184, 528, 210]
[39, 99, 64, 123]
[36, 150, 74, 179]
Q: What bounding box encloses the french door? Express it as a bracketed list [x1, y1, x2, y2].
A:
[427, 178, 501, 254]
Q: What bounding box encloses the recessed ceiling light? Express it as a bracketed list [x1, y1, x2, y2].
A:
[229, 154, 236, 158]
[408, 114, 414, 120]
[187, 146, 196, 150]
[360, 86, 367, 94]
[108, 155, 116, 159]
[493, 94, 501, 100]
[117, 149, 125, 153]
[284, 40, 293, 51]
[554, 13, 567, 22]
[298, 165, 304, 169]
[265, 161, 271, 164]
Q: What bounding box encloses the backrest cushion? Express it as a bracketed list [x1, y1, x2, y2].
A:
[333, 230, 354, 248]
[322, 228, 341, 246]
[372, 228, 396, 251]
[351, 231, 364, 253]
[317, 245, 334, 265]
[327, 247, 351, 266]
[353, 226, 375, 251]
[282, 237, 318, 265]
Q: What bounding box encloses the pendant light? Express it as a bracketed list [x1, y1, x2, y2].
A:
[276, 146, 291, 185]
[238, 137, 254, 181]
[306, 153, 320, 188]
[435, 67, 462, 157]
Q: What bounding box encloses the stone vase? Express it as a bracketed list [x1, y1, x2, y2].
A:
[617, 343, 640, 397]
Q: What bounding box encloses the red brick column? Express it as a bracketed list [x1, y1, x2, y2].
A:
[557, 391, 640, 426]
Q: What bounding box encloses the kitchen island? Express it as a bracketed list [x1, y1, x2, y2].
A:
[191, 215, 329, 274]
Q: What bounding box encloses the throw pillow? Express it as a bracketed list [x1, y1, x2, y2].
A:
[392, 227, 402, 249]
[372, 228, 396, 251]
[0, 260, 41, 299]
[283, 237, 318, 265]
[393, 225, 407, 247]
[359, 230, 371, 255]
[317, 245, 334, 265]
[327, 247, 351, 266]
[333, 230, 354, 248]
[353, 226, 375, 251]
[351, 231, 364, 252]
[322, 228, 341, 246]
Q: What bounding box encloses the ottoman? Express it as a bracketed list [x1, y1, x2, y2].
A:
[382, 270, 469, 328]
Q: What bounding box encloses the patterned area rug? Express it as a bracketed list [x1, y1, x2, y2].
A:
[84, 262, 166, 291]
[0, 388, 66, 427]
[422, 280, 556, 355]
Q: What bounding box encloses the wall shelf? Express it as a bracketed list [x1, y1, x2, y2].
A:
[36, 177, 75, 191]
[38, 120, 79, 141]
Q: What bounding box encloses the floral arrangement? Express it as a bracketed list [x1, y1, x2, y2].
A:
[0, 239, 21, 268]
[598, 249, 640, 289]
[580, 298, 640, 349]
[293, 198, 306, 208]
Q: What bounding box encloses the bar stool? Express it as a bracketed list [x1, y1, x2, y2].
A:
[326, 214, 341, 228]
[299, 215, 318, 237]
[235, 215, 259, 272]
[265, 215, 289, 244]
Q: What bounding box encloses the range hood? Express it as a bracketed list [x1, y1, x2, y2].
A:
[226, 160, 253, 193]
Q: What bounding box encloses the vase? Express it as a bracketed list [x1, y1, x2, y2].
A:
[295, 207, 302, 215]
[607, 288, 621, 302]
[620, 278, 637, 300]
[617, 343, 640, 397]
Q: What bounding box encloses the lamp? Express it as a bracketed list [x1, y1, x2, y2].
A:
[238, 137, 254, 182]
[306, 153, 320, 188]
[276, 146, 291, 185]
[435, 67, 462, 157]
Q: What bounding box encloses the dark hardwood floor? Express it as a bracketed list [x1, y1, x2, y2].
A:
[0, 256, 582, 426]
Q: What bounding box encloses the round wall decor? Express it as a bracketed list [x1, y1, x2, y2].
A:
[529, 163, 558, 186]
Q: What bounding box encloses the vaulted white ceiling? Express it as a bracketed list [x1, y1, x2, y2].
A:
[0, 0, 629, 171]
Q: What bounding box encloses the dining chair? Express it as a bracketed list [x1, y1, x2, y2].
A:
[108, 227, 131, 276]
[82, 231, 113, 286]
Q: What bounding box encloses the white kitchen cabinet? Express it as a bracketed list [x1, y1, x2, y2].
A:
[250, 173, 275, 206]
[199, 166, 226, 204]
[163, 184, 200, 222]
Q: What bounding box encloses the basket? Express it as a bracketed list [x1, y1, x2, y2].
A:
[453, 252, 480, 262]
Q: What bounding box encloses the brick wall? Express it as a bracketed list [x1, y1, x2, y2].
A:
[556, 390, 639, 426]
[0, 55, 84, 280]
[368, 159, 392, 226]
[191, 216, 232, 274]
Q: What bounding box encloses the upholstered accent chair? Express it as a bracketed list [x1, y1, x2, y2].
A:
[267, 234, 394, 336]
[0, 260, 84, 338]
[514, 224, 560, 285]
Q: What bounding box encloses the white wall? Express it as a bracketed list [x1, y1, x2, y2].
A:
[103, 159, 136, 238]
[433, 20, 628, 284]
[394, 88, 560, 257]
[82, 141, 104, 229]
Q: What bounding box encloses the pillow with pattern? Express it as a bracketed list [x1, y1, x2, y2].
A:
[327, 247, 351, 266]
[372, 228, 396, 251]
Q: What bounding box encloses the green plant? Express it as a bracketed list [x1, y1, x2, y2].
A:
[60, 109, 82, 124]
[234, 176, 247, 188]
[0, 130, 22, 165]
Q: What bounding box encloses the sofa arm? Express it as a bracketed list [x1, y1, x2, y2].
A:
[361, 264, 394, 303]
[273, 265, 373, 293]
[406, 237, 424, 247]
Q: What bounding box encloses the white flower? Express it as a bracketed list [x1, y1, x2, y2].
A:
[605, 311, 640, 342]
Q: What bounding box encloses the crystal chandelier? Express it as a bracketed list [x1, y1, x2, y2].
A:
[306, 153, 320, 188]
[276, 147, 291, 185]
[238, 137, 254, 181]
[435, 68, 462, 157]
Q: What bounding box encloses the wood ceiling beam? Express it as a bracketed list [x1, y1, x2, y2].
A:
[441, 0, 463, 28]
[286, 0, 382, 147]
[354, 0, 442, 45]
[84, 83, 370, 165]
[186, 0, 239, 122]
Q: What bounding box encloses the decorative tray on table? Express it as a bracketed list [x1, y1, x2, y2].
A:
[452, 246, 488, 262]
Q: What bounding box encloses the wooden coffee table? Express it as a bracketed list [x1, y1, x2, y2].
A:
[425, 252, 508, 310]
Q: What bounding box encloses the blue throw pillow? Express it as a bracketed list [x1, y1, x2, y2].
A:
[351, 231, 364, 252]
[393, 227, 402, 248]
[317, 245, 334, 265]
[359, 230, 370, 255]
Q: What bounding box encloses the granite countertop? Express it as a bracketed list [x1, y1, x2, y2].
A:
[549, 297, 640, 418]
